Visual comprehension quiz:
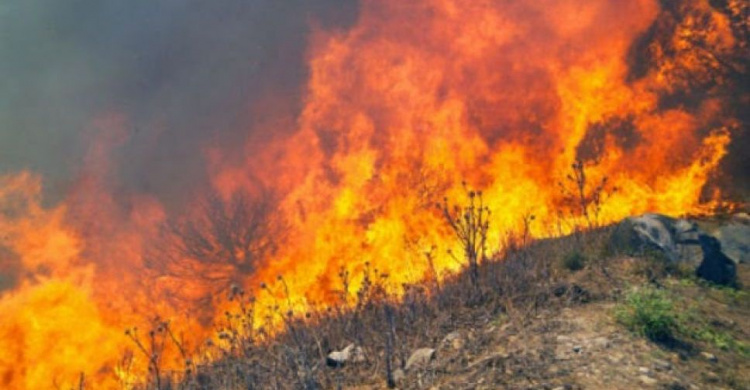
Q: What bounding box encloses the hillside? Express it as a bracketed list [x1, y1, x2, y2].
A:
[126, 212, 749, 389]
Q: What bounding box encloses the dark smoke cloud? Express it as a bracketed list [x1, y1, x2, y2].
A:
[0, 0, 359, 205]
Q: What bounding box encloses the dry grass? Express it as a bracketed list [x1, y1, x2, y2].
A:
[110, 219, 750, 390]
[119, 225, 624, 390]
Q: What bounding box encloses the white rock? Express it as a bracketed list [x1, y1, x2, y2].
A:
[441, 331, 465, 350]
[405, 348, 436, 371]
[639, 375, 658, 385]
[326, 343, 365, 367]
[652, 359, 671, 371]
[700, 351, 718, 363]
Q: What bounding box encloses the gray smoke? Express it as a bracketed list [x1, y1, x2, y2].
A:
[0, 0, 359, 206]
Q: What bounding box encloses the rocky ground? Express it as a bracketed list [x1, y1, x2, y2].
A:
[394, 276, 748, 389]
[333, 262, 749, 390]
[323, 213, 750, 389]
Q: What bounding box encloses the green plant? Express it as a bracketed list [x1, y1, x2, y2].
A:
[561, 251, 586, 271]
[616, 287, 677, 342]
[676, 306, 750, 358]
[715, 284, 748, 304]
[691, 327, 749, 357]
[629, 247, 695, 284]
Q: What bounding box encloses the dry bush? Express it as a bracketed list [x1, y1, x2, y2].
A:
[438, 183, 490, 294]
[558, 159, 614, 230]
[119, 180, 628, 389]
[122, 228, 621, 390]
[145, 188, 280, 309]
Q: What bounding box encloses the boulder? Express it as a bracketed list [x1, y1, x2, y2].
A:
[714, 219, 749, 264]
[609, 214, 737, 285]
[696, 235, 737, 286]
[608, 214, 702, 264]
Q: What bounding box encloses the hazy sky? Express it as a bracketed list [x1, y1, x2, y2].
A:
[0, 0, 358, 203]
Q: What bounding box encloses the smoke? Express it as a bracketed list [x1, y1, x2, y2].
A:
[2, 0, 746, 207]
[0, 0, 359, 206]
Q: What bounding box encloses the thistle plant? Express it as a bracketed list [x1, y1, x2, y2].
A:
[438, 183, 490, 293]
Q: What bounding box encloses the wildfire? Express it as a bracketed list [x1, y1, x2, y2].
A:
[0, 0, 745, 388]
[224, 0, 739, 313]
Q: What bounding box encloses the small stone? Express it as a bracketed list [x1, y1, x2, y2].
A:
[572, 345, 582, 353]
[607, 353, 624, 364]
[556, 335, 572, 342]
[442, 331, 460, 342]
[664, 382, 688, 390]
[704, 371, 720, 383]
[326, 344, 364, 368]
[405, 348, 436, 370]
[441, 331, 465, 350]
[638, 366, 652, 375]
[639, 375, 658, 385]
[700, 352, 718, 363]
[652, 359, 671, 371]
[590, 337, 611, 349]
[731, 212, 750, 224]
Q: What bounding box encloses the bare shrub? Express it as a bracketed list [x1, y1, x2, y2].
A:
[561, 251, 586, 272]
[438, 183, 491, 293]
[146, 188, 279, 308]
[124, 319, 189, 389]
[558, 159, 613, 230]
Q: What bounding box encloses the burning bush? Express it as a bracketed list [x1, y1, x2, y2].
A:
[146, 189, 280, 310]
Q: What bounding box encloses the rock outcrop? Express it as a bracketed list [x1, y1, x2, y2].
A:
[609, 213, 740, 286]
[714, 214, 750, 264]
[609, 213, 702, 264]
[696, 234, 737, 286]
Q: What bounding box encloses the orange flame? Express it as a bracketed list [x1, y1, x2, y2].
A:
[215, 0, 737, 312]
[0, 0, 744, 388]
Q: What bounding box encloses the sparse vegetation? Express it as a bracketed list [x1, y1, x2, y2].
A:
[689, 325, 750, 357]
[673, 291, 750, 358]
[561, 250, 586, 271]
[110, 178, 750, 390]
[616, 286, 677, 342]
[631, 248, 689, 283]
[113, 216, 750, 389]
